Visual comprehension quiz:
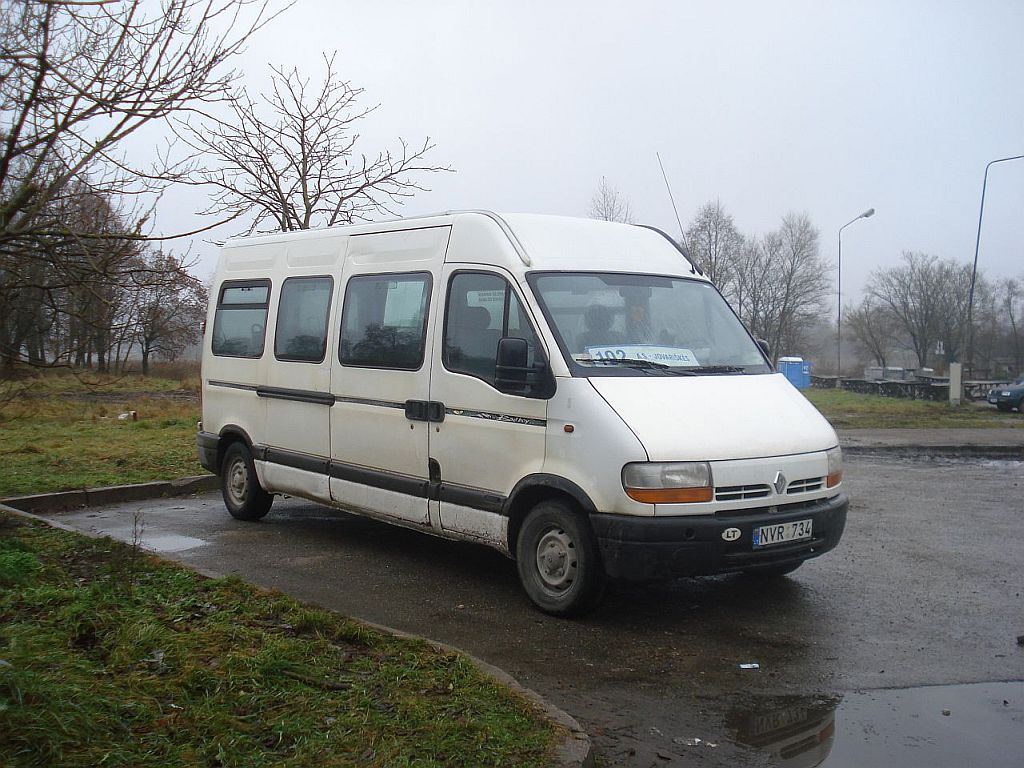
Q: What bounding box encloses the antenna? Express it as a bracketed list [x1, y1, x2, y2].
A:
[656, 152, 686, 243]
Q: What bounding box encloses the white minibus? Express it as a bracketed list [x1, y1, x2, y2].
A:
[198, 211, 847, 615]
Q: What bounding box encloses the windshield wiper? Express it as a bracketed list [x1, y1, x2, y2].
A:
[685, 365, 746, 374]
[581, 357, 670, 370]
[577, 357, 703, 375]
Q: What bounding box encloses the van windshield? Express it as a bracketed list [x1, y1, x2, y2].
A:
[528, 272, 770, 376]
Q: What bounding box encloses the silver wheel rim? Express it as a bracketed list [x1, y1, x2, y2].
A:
[535, 527, 577, 592]
[226, 456, 248, 507]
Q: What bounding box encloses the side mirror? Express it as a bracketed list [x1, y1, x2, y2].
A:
[496, 336, 529, 371]
[495, 337, 554, 398]
[756, 338, 771, 360]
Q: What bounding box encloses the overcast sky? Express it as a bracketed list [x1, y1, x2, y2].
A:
[156, 0, 1024, 303]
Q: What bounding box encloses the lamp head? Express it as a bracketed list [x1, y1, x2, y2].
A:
[862, 208, 875, 218]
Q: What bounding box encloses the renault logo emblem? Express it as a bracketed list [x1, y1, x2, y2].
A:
[772, 471, 787, 495]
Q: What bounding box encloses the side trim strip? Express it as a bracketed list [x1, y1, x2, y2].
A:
[208, 380, 258, 392]
[438, 482, 507, 515]
[444, 407, 546, 427]
[261, 446, 330, 475]
[250, 444, 510, 514]
[256, 386, 336, 406]
[334, 395, 406, 410]
[329, 461, 430, 499]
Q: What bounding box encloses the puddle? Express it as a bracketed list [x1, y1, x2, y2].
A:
[141, 533, 208, 553]
[728, 682, 1023, 767]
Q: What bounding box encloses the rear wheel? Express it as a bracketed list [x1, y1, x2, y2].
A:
[516, 500, 605, 616]
[221, 442, 272, 521]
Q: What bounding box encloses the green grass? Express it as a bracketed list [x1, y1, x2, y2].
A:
[0, 395, 202, 498]
[803, 388, 1024, 429]
[0, 513, 556, 767]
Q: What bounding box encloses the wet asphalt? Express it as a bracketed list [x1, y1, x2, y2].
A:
[35, 456, 1024, 766]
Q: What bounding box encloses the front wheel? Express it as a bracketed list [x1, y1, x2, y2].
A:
[221, 442, 273, 521]
[516, 500, 605, 616]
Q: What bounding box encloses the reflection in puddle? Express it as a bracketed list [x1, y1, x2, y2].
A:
[728, 695, 839, 767]
[729, 682, 1023, 768]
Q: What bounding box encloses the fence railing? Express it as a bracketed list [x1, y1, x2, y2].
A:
[811, 375, 1009, 402]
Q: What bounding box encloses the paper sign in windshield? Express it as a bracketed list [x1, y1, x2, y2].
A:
[585, 345, 699, 366]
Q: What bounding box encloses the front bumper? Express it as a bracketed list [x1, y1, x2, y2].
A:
[589, 493, 848, 581]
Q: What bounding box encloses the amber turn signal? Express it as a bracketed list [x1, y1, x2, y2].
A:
[625, 487, 714, 504]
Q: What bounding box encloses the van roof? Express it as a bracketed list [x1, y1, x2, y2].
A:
[220, 211, 704, 278]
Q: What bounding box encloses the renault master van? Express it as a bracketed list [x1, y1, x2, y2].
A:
[197, 211, 847, 615]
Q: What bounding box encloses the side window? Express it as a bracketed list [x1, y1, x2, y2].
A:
[274, 276, 333, 362]
[211, 280, 271, 358]
[443, 272, 543, 384]
[339, 273, 431, 369]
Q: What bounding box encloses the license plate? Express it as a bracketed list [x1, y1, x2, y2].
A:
[753, 519, 813, 548]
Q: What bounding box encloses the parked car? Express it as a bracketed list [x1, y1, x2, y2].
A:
[987, 377, 1024, 412]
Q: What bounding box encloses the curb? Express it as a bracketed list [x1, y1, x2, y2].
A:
[842, 444, 1023, 459]
[0, 475, 220, 513]
[0, 499, 594, 768]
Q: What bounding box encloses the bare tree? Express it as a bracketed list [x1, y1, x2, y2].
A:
[933, 258, 973, 365]
[177, 53, 450, 233]
[134, 252, 207, 375]
[0, 0, 280, 371]
[1003, 277, 1023, 375]
[684, 200, 743, 296]
[845, 296, 899, 368]
[587, 176, 634, 224]
[732, 213, 830, 358]
[867, 252, 973, 371]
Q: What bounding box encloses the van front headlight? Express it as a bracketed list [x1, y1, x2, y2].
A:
[622, 462, 713, 503]
[826, 446, 843, 488]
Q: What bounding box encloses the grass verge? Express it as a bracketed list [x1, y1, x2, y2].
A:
[0, 512, 555, 767]
[803, 388, 1024, 429]
[0, 394, 201, 498]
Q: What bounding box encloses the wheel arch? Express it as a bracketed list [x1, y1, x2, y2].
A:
[214, 424, 257, 473]
[504, 474, 598, 558]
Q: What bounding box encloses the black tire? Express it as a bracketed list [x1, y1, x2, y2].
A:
[221, 442, 273, 521]
[743, 561, 804, 578]
[997, 403, 1012, 412]
[515, 500, 605, 616]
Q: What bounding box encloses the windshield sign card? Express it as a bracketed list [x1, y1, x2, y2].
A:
[585, 345, 698, 366]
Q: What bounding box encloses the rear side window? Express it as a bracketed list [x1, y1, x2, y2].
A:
[211, 280, 271, 358]
[274, 276, 333, 362]
[339, 273, 431, 369]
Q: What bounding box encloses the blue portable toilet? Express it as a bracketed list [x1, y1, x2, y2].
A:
[778, 356, 811, 389]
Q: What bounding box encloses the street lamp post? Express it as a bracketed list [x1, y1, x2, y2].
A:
[965, 154, 1024, 379]
[837, 208, 875, 387]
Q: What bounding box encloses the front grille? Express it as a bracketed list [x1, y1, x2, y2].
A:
[715, 484, 771, 502]
[787, 476, 824, 494]
[714, 495, 837, 518]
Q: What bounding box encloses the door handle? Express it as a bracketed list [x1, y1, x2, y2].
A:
[404, 400, 445, 423]
[426, 401, 445, 423]
[404, 400, 429, 421]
